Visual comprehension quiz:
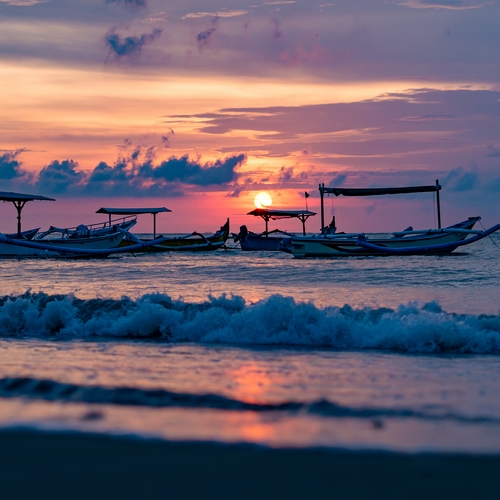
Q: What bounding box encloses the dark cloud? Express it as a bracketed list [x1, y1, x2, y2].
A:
[161, 128, 175, 148]
[105, 28, 163, 58]
[0, 147, 244, 197]
[105, 0, 147, 8]
[443, 167, 478, 192]
[146, 154, 245, 186]
[35, 160, 84, 194]
[83, 148, 246, 196]
[271, 18, 282, 39]
[0, 150, 25, 180]
[328, 173, 347, 187]
[277, 166, 307, 184]
[197, 18, 218, 49]
[485, 145, 500, 157]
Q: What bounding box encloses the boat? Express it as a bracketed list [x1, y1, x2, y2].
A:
[0, 191, 167, 257]
[96, 207, 230, 252]
[290, 181, 500, 258]
[233, 208, 316, 251]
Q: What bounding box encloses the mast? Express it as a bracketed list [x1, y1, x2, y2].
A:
[319, 183, 325, 234]
[436, 179, 441, 229]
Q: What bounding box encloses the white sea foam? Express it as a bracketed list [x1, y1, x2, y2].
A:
[1, 292, 499, 353]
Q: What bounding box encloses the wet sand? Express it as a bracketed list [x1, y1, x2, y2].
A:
[1, 430, 499, 499]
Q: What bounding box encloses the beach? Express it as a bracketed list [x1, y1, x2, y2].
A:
[2, 430, 500, 500]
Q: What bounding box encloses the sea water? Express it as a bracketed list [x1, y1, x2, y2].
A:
[0, 233, 499, 453]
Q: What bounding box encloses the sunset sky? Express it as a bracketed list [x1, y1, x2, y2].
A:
[1, 0, 499, 233]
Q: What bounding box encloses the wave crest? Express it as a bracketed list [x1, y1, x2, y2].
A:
[1, 292, 499, 354]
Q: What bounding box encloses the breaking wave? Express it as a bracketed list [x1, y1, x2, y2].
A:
[1, 291, 500, 354]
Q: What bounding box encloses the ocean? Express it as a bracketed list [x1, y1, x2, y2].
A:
[1, 233, 500, 497]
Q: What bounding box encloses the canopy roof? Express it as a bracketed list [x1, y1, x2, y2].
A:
[96, 207, 171, 215]
[247, 208, 316, 219]
[323, 185, 441, 197]
[0, 191, 55, 202]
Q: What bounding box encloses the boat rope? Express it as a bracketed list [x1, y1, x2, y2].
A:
[479, 220, 500, 251]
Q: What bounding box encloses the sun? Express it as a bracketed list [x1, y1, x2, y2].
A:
[254, 191, 273, 209]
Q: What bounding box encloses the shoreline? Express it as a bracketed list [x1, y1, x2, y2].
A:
[1, 430, 499, 499]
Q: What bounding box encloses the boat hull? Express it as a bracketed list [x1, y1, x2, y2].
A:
[291, 218, 480, 258]
[240, 233, 292, 251]
[118, 220, 230, 252]
[0, 232, 125, 257]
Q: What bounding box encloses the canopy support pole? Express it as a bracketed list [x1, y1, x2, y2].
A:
[153, 213, 157, 239]
[13, 201, 27, 236]
[300, 215, 306, 235]
[436, 179, 441, 229]
[319, 183, 325, 234]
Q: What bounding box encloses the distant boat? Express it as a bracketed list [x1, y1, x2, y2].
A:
[0, 192, 166, 257]
[290, 181, 500, 258]
[96, 208, 230, 252]
[233, 208, 316, 251]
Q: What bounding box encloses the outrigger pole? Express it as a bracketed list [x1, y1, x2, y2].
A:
[319, 180, 442, 233]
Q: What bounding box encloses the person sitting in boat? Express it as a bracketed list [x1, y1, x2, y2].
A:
[233, 225, 249, 243]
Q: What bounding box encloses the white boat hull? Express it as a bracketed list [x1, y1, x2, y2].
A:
[0, 232, 125, 257]
[291, 218, 482, 258]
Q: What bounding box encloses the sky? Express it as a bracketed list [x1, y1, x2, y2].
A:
[1, 0, 499, 233]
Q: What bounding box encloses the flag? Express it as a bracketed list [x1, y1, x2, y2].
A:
[304, 191, 310, 198]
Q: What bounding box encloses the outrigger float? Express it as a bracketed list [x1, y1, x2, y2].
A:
[290, 180, 500, 258]
[233, 208, 316, 251]
[0, 192, 173, 257]
[96, 208, 230, 252]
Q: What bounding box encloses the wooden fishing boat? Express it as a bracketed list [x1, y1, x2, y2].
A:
[233, 208, 316, 251]
[290, 181, 500, 258]
[0, 191, 159, 257]
[96, 207, 230, 252]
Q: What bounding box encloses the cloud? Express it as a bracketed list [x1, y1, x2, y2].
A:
[328, 173, 347, 187]
[83, 149, 246, 196]
[443, 167, 478, 192]
[105, 0, 147, 8]
[0, 150, 26, 180]
[105, 28, 163, 59]
[148, 154, 246, 186]
[396, 0, 492, 10]
[0, 147, 245, 197]
[271, 18, 282, 39]
[184, 11, 248, 19]
[35, 159, 85, 194]
[277, 166, 308, 184]
[196, 18, 218, 49]
[485, 145, 500, 157]
[0, 0, 46, 5]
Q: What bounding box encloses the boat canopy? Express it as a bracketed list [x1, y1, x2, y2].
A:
[319, 180, 443, 232]
[96, 207, 171, 215]
[0, 191, 55, 203]
[323, 185, 441, 197]
[247, 208, 316, 236]
[96, 207, 171, 239]
[0, 191, 55, 236]
[247, 208, 316, 219]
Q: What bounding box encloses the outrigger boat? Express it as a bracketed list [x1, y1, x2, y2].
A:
[0, 191, 168, 257]
[233, 208, 316, 251]
[290, 180, 500, 258]
[96, 207, 230, 252]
